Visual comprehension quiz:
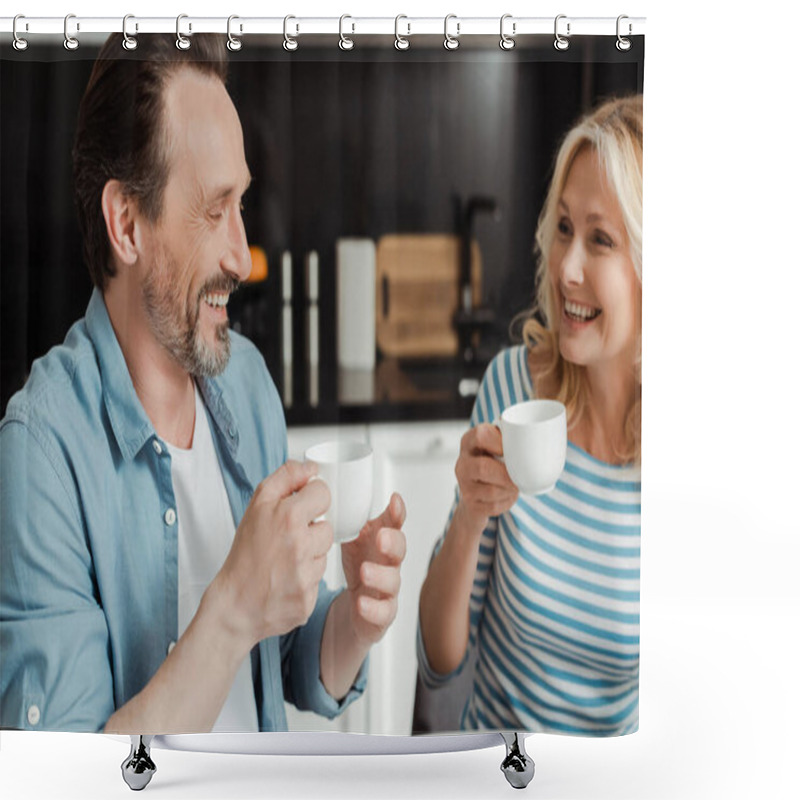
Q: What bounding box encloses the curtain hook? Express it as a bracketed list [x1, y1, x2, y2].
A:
[122, 14, 138, 51]
[12, 14, 29, 51]
[227, 15, 242, 51]
[283, 15, 298, 51]
[444, 14, 460, 51]
[339, 14, 355, 50]
[616, 15, 632, 51]
[394, 14, 410, 51]
[176, 14, 191, 50]
[64, 13, 79, 51]
[499, 14, 516, 50]
[554, 14, 570, 51]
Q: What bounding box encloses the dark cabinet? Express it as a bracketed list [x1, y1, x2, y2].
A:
[1, 37, 643, 421]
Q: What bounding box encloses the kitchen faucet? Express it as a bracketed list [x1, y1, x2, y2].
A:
[454, 194, 500, 363]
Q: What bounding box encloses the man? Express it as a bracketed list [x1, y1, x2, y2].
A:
[0, 33, 406, 734]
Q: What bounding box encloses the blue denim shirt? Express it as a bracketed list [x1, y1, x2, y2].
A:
[0, 289, 366, 732]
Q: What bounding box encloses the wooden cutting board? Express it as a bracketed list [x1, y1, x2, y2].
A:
[375, 234, 482, 358]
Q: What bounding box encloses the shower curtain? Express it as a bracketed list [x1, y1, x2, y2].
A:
[1, 19, 645, 743]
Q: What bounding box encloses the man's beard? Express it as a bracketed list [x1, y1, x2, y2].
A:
[142, 251, 238, 378]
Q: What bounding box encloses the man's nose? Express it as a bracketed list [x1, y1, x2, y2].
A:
[221, 206, 252, 282]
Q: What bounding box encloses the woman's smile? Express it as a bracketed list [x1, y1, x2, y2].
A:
[562, 297, 602, 325]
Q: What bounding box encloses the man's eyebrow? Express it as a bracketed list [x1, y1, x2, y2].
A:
[207, 173, 253, 205]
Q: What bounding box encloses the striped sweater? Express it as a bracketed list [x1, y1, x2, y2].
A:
[418, 345, 641, 736]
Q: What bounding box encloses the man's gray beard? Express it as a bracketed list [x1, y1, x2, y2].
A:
[142, 258, 232, 378]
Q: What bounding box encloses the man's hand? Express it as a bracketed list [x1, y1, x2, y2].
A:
[340, 493, 407, 646]
[207, 460, 334, 656]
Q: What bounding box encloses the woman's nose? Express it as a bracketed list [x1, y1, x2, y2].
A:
[559, 240, 585, 285]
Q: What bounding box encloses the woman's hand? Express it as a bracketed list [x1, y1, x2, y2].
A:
[455, 424, 518, 534]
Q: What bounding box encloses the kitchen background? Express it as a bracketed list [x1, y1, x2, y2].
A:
[0, 34, 643, 735]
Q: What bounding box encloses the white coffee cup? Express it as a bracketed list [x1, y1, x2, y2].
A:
[499, 399, 567, 495]
[304, 440, 373, 543]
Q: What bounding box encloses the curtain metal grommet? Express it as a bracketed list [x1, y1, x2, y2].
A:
[176, 14, 191, 50]
[64, 13, 79, 51]
[122, 14, 138, 51]
[283, 15, 298, 51]
[616, 15, 632, 51]
[227, 15, 242, 51]
[339, 14, 355, 51]
[444, 14, 460, 51]
[500, 14, 516, 50]
[554, 14, 570, 51]
[394, 15, 410, 51]
[12, 14, 29, 51]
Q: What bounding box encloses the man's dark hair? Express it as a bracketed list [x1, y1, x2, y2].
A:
[72, 33, 229, 289]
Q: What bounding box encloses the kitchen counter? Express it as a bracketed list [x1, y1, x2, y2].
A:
[284, 356, 488, 427]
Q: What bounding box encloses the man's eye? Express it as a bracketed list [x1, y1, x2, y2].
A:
[208, 209, 224, 221]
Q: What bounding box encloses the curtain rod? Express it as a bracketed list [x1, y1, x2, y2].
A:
[1, 15, 646, 39]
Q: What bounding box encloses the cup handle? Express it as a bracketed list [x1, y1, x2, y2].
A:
[493, 417, 505, 463]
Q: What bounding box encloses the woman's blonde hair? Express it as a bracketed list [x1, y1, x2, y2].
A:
[522, 94, 643, 464]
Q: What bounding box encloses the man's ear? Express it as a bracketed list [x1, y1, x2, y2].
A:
[101, 180, 142, 267]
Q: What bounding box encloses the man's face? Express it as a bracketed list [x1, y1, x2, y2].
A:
[140, 68, 252, 377]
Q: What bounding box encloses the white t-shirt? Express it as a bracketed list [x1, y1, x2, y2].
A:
[169, 382, 259, 733]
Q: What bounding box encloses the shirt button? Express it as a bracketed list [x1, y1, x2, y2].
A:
[27, 704, 41, 726]
[228, 426, 236, 438]
[167, 641, 176, 655]
[164, 508, 176, 526]
[152, 440, 163, 455]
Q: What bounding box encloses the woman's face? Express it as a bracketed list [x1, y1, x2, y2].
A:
[548, 146, 641, 377]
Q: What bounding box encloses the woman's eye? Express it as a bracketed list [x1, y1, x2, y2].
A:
[557, 218, 572, 236]
[593, 230, 614, 248]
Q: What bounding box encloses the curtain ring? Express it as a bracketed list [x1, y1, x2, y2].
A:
[443, 14, 460, 51]
[227, 15, 242, 51]
[283, 15, 298, 51]
[499, 14, 516, 50]
[64, 13, 79, 51]
[122, 15, 138, 51]
[339, 14, 355, 50]
[176, 14, 191, 50]
[616, 15, 632, 51]
[394, 15, 410, 51]
[554, 14, 570, 51]
[12, 15, 29, 51]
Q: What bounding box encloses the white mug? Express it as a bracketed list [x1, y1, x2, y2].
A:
[304, 440, 373, 543]
[499, 399, 567, 495]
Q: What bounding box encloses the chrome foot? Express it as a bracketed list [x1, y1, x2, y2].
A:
[500, 732, 535, 789]
[121, 735, 156, 791]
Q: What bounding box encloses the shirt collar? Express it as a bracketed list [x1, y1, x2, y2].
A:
[85, 288, 239, 462]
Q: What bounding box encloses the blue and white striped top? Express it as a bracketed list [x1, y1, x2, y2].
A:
[418, 345, 641, 736]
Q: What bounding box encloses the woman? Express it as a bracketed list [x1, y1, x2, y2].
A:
[418, 95, 643, 736]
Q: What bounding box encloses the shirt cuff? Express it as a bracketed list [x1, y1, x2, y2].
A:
[286, 586, 369, 719]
